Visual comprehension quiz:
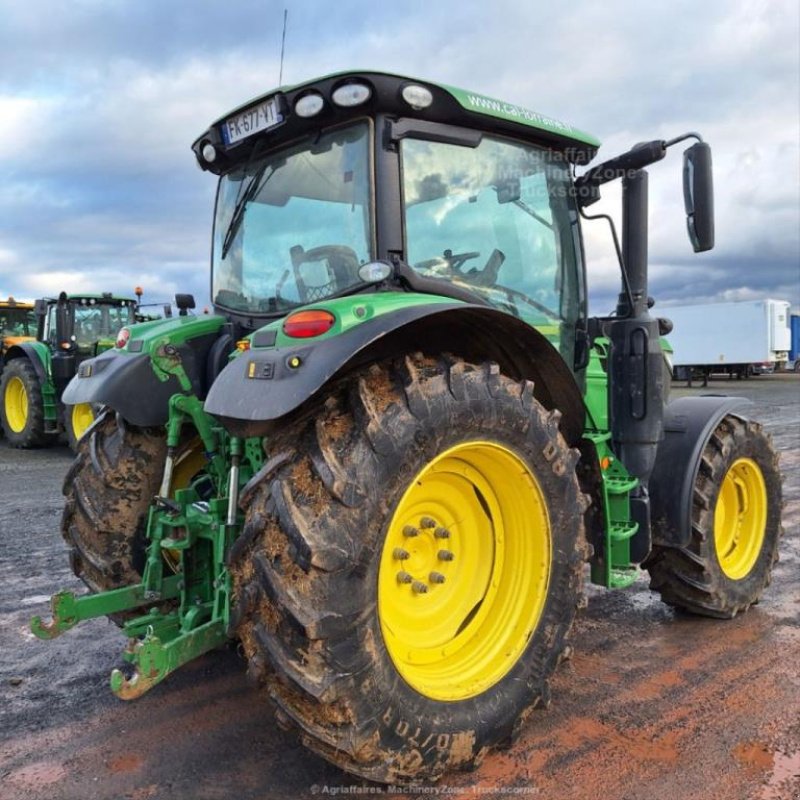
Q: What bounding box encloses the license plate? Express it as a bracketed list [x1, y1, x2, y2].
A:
[221, 98, 282, 145]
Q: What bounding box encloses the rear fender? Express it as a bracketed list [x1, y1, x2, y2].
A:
[649, 395, 751, 548]
[61, 323, 224, 427]
[4, 342, 50, 385]
[205, 303, 585, 445]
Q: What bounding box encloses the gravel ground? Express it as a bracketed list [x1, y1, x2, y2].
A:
[1, 374, 798, 800]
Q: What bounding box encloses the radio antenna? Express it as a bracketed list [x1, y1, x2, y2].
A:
[278, 9, 288, 85]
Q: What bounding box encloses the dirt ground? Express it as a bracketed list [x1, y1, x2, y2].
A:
[1, 375, 798, 800]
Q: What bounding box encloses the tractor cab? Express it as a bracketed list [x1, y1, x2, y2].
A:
[35, 293, 137, 391]
[193, 72, 599, 375]
[0, 298, 36, 358]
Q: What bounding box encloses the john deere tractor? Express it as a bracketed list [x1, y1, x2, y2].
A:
[33, 72, 782, 783]
[1, 292, 137, 449]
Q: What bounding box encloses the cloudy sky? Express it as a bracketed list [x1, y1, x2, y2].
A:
[1, 0, 798, 314]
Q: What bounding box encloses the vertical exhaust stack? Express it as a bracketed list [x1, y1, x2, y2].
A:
[607, 168, 667, 559]
[609, 169, 666, 486]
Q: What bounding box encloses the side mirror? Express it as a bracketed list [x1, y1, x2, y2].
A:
[683, 142, 714, 252]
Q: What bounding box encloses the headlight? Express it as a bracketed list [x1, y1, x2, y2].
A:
[401, 84, 433, 110]
[331, 82, 372, 107]
[294, 92, 324, 118]
[358, 261, 393, 283]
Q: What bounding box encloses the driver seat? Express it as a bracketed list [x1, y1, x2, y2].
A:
[290, 245, 360, 302]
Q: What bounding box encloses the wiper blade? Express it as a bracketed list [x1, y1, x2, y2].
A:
[221, 165, 275, 260]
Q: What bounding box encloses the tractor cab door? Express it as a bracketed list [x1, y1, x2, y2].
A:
[50, 299, 78, 391]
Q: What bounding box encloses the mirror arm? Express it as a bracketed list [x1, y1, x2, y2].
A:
[664, 131, 703, 148]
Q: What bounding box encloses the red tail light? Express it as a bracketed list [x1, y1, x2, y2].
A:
[116, 328, 130, 348]
[283, 310, 335, 338]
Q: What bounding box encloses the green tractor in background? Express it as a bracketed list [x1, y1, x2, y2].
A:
[1, 291, 138, 449]
[33, 72, 782, 784]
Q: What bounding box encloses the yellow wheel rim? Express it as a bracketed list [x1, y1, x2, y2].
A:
[4, 375, 29, 433]
[171, 442, 207, 492]
[70, 403, 95, 441]
[714, 457, 767, 580]
[378, 441, 551, 701]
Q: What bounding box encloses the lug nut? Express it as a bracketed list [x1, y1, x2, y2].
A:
[403, 525, 419, 538]
[429, 572, 446, 584]
[420, 516, 436, 529]
[397, 571, 413, 584]
[434, 527, 450, 539]
[412, 581, 429, 594]
[438, 550, 455, 561]
[393, 547, 410, 560]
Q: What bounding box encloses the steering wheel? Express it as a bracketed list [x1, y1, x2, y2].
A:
[415, 251, 481, 275]
[467, 248, 505, 287]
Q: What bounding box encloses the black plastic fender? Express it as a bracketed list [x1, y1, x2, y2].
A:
[205, 303, 586, 444]
[61, 332, 219, 426]
[649, 395, 751, 548]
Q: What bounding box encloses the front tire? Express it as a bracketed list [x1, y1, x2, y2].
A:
[645, 415, 782, 618]
[0, 358, 47, 448]
[231, 355, 588, 783]
[65, 402, 97, 452]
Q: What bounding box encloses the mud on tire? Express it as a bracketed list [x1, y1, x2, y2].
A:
[61, 410, 166, 609]
[230, 354, 589, 783]
[645, 415, 782, 618]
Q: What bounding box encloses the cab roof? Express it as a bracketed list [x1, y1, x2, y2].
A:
[193, 70, 600, 173]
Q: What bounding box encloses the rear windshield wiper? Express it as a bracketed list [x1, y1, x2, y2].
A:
[221, 165, 275, 260]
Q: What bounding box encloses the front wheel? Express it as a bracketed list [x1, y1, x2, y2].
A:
[0, 358, 47, 448]
[65, 402, 96, 451]
[645, 415, 782, 617]
[231, 354, 588, 783]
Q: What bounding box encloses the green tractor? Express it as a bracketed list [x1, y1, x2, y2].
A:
[33, 72, 782, 783]
[1, 291, 138, 449]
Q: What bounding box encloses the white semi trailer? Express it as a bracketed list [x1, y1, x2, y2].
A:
[665, 298, 792, 384]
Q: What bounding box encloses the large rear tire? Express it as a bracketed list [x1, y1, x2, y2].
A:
[62, 411, 207, 602]
[61, 411, 167, 599]
[645, 415, 782, 618]
[0, 358, 47, 448]
[231, 354, 588, 783]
